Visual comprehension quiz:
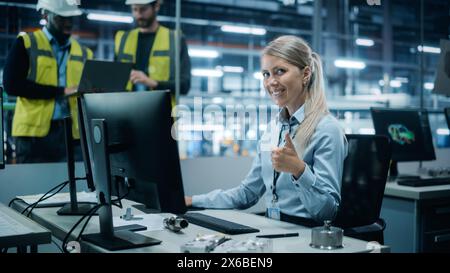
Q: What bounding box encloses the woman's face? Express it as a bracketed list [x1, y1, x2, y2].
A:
[261, 54, 307, 114]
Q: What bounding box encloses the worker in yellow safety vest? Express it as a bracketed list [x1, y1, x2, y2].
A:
[3, 0, 93, 163]
[115, 0, 191, 106]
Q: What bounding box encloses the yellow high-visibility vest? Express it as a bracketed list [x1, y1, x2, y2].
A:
[115, 26, 176, 106]
[12, 29, 93, 139]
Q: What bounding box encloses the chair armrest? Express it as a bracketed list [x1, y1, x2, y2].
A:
[344, 218, 386, 234]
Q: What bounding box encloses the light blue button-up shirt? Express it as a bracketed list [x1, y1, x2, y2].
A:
[42, 27, 71, 120]
[192, 105, 348, 222]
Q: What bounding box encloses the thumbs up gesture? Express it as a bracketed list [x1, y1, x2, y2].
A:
[271, 133, 305, 179]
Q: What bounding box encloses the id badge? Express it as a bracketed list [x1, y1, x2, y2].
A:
[267, 203, 281, 220]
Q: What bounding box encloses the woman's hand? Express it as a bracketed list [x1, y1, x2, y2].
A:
[129, 70, 158, 89]
[271, 133, 305, 179]
[185, 196, 192, 207]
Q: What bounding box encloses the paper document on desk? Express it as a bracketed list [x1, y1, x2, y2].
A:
[0, 211, 33, 236]
[113, 214, 165, 232]
[17, 191, 98, 206]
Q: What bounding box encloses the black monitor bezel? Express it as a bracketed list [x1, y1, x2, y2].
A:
[370, 107, 436, 162]
[445, 107, 450, 129]
[0, 87, 4, 169]
[77, 96, 96, 191]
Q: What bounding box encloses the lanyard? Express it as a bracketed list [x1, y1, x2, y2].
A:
[52, 42, 69, 87]
[272, 122, 299, 203]
[56, 49, 68, 73]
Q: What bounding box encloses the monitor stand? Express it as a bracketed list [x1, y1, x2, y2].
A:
[388, 160, 421, 182]
[57, 117, 97, 216]
[82, 119, 161, 250]
[82, 204, 161, 251]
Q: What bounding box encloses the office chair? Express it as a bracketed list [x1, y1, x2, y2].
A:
[333, 134, 391, 244]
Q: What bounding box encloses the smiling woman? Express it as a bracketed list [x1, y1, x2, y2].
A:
[261, 36, 329, 157]
[186, 35, 348, 226]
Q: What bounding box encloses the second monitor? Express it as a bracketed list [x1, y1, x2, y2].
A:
[370, 108, 436, 178]
[445, 107, 450, 129]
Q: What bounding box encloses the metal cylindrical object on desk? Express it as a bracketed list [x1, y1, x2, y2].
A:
[164, 216, 188, 232]
[310, 220, 343, 250]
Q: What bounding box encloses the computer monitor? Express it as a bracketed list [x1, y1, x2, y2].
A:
[81, 91, 186, 214]
[445, 107, 450, 129]
[1, 89, 5, 169]
[371, 108, 436, 177]
[79, 91, 186, 250]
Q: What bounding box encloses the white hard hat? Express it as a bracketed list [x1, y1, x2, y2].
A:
[125, 0, 156, 5]
[36, 0, 82, 17]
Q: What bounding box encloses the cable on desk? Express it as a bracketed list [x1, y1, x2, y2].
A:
[10, 177, 87, 210]
[22, 181, 69, 216]
[62, 203, 103, 253]
[51, 237, 64, 253]
[62, 197, 128, 253]
[77, 183, 129, 234]
[8, 197, 24, 207]
[76, 200, 122, 241]
[73, 199, 125, 245]
[111, 187, 129, 209]
[21, 180, 69, 217]
[74, 202, 123, 243]
[20, 180, 68, 214]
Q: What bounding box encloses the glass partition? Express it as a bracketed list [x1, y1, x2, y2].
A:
[0, 0, 448, 163]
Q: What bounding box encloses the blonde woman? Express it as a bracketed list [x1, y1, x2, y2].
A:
[186, 36, 348, 226]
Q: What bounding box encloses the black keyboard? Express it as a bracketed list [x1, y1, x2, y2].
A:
[181, 212, 260, 235]
[397, 177, 450, 187]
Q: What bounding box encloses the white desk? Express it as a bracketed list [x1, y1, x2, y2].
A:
[382, 182, 450, 252]
[11, 200, 388, 253]
[385, 181, 450, 200]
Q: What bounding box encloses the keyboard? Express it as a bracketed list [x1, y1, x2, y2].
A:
[181, 212, 260, 235]
[397, 176, 450, 187]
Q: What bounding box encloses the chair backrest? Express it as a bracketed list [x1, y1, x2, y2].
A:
[334, 134, 391, 229]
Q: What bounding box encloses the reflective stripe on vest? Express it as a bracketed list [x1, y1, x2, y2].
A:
[12, 30, 92, 139]
[26, 33, 53, 82]
[115, 26, 173, 90]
